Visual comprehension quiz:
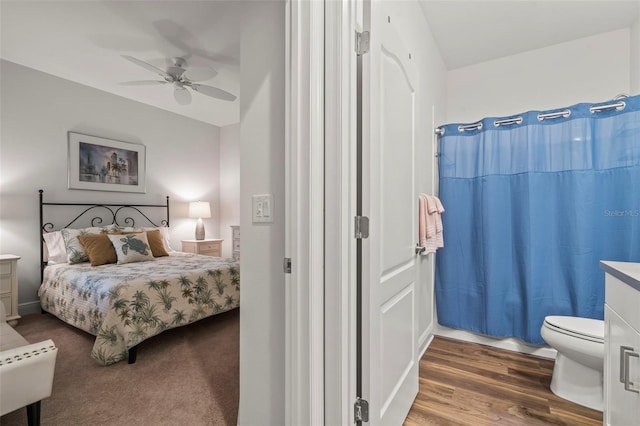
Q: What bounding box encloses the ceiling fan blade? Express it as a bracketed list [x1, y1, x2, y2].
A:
[183, 66, 218, 82]
[119, 80, 168, 86]
[122, 55, 170, 79]
[190, 84, 237, 102]
[174, 88, 192, 105]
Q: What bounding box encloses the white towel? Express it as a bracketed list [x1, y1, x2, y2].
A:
[432, 195, 445, 249]
[419, 194, 445, 254]
[418, 194, 429, 248]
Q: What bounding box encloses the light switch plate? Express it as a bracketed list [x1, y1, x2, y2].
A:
[252, 194, 274, 223]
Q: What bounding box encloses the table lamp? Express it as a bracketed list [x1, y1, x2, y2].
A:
[188, 201, 211, 240]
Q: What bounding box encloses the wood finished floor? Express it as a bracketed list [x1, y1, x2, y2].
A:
[404, 336, 603, 426]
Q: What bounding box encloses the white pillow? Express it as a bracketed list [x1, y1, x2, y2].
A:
[43, 231, 67, 264]
[101, 223, 120, 233]
[143, 226, 174, 252]
[108, 232, 155, 264]
[118, 226, 143, 232]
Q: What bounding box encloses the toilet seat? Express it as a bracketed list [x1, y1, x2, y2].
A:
[543, 316, 604, 343]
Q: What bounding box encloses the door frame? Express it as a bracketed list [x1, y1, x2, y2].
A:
[324, 0, 360, 425]
[285, 1, 359, 424]
[285, 0, 326, 425]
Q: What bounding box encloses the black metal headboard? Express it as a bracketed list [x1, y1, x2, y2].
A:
[39, 189, 170, 281]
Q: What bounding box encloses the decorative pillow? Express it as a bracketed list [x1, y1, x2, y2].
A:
[78, 234, 117, 266]
[61, 227, 103, 264]
[119, 226, 173, 252]
[107, 232, 155, 264]
[145, 230, 169, 257]
[43, 231, 67, 264]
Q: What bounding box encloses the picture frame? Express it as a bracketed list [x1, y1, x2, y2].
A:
[68, 132, 146, 193]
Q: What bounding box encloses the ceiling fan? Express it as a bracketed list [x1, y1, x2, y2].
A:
[120, 55, 237, 105]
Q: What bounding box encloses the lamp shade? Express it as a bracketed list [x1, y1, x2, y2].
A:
[188, 201, 211, 219]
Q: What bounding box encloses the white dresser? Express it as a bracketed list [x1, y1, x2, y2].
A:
[230, 226, 240, 261]
[601, 261, 640, 426]
[0, 254, 21, 326]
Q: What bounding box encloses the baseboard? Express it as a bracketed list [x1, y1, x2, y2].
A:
[434, 324, 557, 359]
[19, 300, 42, 316]
[418, 324, 435, 358]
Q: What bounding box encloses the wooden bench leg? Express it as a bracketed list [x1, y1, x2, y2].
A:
[27, 400, 41, 426]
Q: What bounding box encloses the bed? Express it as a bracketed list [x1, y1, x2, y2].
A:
[37, 190, 239, 366]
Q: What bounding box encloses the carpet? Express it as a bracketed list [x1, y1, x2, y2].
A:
[1, 308, 239, 426]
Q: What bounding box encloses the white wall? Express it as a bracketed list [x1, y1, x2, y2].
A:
[237, 1, 285, 425]
[446, 29, 631, 124]
[219, 123, 240, 258]
[0, 60, 221, 311]
[632, 9, 640, 94]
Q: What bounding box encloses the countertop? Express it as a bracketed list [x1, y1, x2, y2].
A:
[600, 261, 640, 292]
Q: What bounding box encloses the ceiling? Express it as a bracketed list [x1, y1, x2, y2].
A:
[0, 1, 242, 127]
[1, 1, 638, 127]
[419, 0, 639, 70]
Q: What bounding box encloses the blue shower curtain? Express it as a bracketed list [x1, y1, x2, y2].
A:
[435, 95, 640, 344]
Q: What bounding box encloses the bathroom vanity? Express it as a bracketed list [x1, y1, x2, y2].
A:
[600, 261, 640, 426]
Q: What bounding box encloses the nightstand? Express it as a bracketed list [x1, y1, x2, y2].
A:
[0, 254, 21, 326]
[181, 239, 223, 257]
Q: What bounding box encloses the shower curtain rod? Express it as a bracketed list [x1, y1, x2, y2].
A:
[589, 100, 626, 113]
[434, 95, 630, 136]
[537, 110, 571, 121]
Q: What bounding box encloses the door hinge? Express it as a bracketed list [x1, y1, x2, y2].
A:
[354, 397, 369, 423]
[356, 30, 370, 56]
[283, 257, 291, 274]
[354, 216, 369, 239]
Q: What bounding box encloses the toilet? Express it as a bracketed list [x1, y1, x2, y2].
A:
[540, 315, 605, 411]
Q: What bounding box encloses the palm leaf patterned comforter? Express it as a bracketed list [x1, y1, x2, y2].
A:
[38, 252, 240, 365]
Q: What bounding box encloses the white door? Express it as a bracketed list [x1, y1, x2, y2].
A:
[361, 1, 419, 424]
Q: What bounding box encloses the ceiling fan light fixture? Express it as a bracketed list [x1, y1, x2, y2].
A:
[171, 57, 187, 68]
[167, 66, 186, 79]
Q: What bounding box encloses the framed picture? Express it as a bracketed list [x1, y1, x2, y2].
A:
[68, 132, 146, 193]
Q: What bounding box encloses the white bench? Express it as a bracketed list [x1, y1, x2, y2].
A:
[0, 303, 57, 426]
